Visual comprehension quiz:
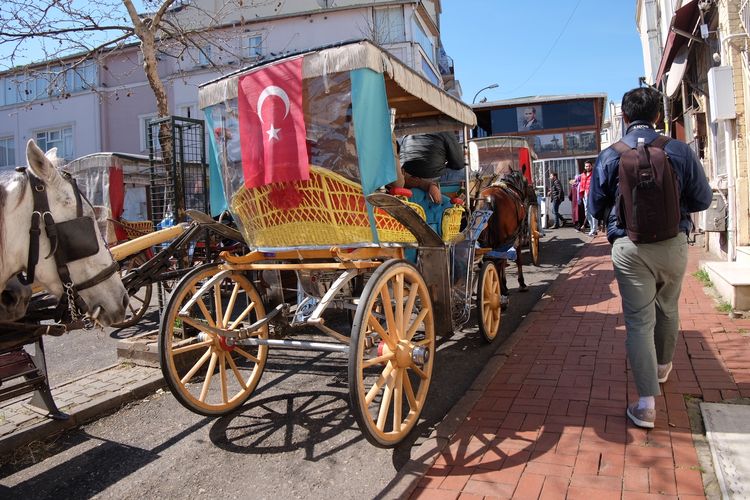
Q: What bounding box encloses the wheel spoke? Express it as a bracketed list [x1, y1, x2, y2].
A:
[180, 316, 218, 335]
[213, 282, 224, 328]
[194, 294, 216, 328]
[362, 352, 395, 368]
[380, 285, 397, 339]
[180, 346, 213, 385]
[365, 362, 394, 405]
[223, 282, 241, 328]
[403, 371, 417, 410]
[228, 302, 256, 330]
[234, 346, 260, 364]
[405, 308, 429, 341]
[376, 369, 396, 431]
[219, 351, 229, 404]
[199, 351, 219, 402]
[393, 368, 403, 433]
[368, 313, 396, 349]
[172, 339, 213, 355]
[409, 362, 428, 380]
[226, 353, 249, 390]
[402, 285, 418, 333]
[394, 274, 404, 340]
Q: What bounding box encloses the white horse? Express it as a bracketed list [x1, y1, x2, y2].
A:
[0, 276, 31, 321]
[0, 140, 128, 326]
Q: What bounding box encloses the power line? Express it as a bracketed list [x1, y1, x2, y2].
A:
[501, 0, 584, 96]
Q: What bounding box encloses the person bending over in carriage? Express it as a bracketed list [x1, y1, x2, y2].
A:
[399, 131, 464, 203]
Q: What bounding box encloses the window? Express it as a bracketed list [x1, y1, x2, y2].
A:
[139, 113, 159, 152]
[246, 34, 263, 60]
[0, 137, 15, 169]
[35, 127, 73, 161]
[374, 6, 406, 44]
[197, 45, 212, 67]
[420, 55, 440, 86]
[411, 15, 435, 64]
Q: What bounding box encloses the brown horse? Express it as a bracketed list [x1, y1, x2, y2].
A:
[477, 171, 534, 306]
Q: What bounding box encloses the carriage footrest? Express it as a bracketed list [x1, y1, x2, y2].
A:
[0, 350, 37, 382]
[0, 349, 68, 420]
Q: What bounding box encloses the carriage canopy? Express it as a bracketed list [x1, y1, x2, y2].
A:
[199, 40, 476, 249]
[64, 152, 154, 243]
[468, 136, 537, 187]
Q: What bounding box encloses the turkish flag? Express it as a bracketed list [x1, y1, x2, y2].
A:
[237, 57, 309, 188]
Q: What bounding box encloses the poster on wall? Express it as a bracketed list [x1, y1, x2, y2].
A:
[533, 134, 564, 154]
[517, 106, 544, 131]
[565, 131, 598, 154]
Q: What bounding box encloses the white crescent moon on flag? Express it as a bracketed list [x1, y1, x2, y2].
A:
[256, 86, 290, 123]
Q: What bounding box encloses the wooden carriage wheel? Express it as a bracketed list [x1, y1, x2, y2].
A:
[528, 204, 541, 266]
[477, 260, 502, 342]
[348, 259, 435, 448]
[112, 251, 153, 329]
[159, 263, 268, 416]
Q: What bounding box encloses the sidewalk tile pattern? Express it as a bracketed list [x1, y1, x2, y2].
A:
[0, 364, 161, 440]
[411, 239, 750, 500]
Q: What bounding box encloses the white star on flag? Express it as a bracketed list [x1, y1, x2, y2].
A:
[266, 124, 280, 141]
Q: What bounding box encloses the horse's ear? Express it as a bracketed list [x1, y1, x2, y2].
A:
[26, 139, 58, 183]
[44, 147, 59, 162]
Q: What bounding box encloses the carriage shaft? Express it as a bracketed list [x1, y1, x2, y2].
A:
[239, 338, 349, 353]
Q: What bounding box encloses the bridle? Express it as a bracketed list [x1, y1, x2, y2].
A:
[17, 167, 119, 325]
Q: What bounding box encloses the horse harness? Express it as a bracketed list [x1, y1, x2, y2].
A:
[17, 168, 119, 326]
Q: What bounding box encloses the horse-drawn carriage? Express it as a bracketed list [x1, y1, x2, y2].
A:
[157, 40, 508, 447]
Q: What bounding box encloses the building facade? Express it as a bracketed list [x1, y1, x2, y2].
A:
[0, 0, 459, 170]
[472, 94, 607, 191]
[636, 0, 750, 260]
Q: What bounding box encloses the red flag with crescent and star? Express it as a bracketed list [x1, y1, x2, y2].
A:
[237, 57, 309, 188]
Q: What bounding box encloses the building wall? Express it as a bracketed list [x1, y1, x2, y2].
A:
[0, 0, 453, 168]
[721, 0, 749, 248]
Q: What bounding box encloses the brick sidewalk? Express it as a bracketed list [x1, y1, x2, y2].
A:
[410, 237, 750, 499]
[0, 363, 163, 455]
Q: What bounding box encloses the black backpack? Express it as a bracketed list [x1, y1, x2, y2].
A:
[612, 136, 681, 243]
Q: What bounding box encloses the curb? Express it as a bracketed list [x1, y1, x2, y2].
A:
[382, 247, 589, 499]
[0, 368, 165, 456]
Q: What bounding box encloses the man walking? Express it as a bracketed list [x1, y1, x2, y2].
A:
[549, 171, 565, 228]
[589, 87, 712, 429]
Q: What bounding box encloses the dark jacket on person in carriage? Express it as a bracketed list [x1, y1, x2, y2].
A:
[399, 132, 464, 180]
[589, 120, 713, 244]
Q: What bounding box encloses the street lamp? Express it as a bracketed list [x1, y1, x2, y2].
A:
[472, 83, 499, 104]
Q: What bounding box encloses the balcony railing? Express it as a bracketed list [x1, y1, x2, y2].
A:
[741, 0, 750, 35]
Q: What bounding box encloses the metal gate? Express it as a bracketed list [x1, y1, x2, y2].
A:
[147, 116, 208, 229]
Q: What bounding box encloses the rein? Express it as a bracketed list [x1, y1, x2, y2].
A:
[18, 168, 118, 325]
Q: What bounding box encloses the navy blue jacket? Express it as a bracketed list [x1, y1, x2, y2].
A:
[589, 121, 712, 244]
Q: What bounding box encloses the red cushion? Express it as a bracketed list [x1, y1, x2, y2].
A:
[389, 187, 413, 198]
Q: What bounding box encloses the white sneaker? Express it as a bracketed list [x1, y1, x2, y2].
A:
[658, 362, 673, 383]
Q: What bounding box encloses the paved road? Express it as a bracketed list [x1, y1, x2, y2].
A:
[1, 227, 589, 499]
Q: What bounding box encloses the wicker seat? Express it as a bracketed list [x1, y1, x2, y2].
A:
[231, 167, 422, 247]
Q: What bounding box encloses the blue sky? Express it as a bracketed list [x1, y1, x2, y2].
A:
[440, 0, 645, 107]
